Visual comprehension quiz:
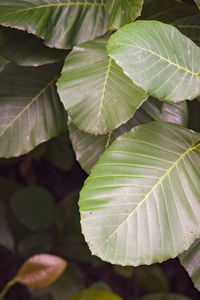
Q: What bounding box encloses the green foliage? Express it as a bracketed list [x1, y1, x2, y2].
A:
[0, 0, 200, 299]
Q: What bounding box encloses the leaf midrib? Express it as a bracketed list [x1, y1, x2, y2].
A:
[0, 75, 58, 138]
[129, 44, 200, 76]
[6, 1, 105, 16]
[94, 140, 200, 252]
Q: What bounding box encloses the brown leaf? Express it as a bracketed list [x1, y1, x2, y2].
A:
[16, 254, 67, 288]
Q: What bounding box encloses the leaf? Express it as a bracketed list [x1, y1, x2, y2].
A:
[44, 134, 74, 171]
[179, 238, 200, 291]
[0, 0, 108, 49]
[140, 294, 191, 300]
[194, 0, 200, 8]
[16, 254, 67, 288]
[0, 62, 67, 158]
[141, 0, 199, 22]
[0, 26, 68, 66]
[79, 121, 200, 266]
[105, 0, 143, 29]
[173, 16, 200, 46]
[0, 177, 22, 202]
[0, 55, 8, 70]
[136, 264, 169, 292]
[18, 233, 54, 258]
[0, 202, 14, 250]
[108, 21, 200, 102]
[69, 98, 188, 173]
[31, 263, 84, 300]
[57, 37, 147, 135]
[10, 186, 57, 231]
[67, 289, 122, 300]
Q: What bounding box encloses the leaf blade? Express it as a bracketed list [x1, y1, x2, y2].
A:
[107, 20, 200, 102]
[79, 122, 200, 265]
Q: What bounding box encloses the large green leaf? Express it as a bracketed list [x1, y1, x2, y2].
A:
[57, 37, 147, 135]
[10, 186, 57, 231]
[108, 21, 200, 102]
[179, 239, 200, 291]
[173, 16, 200, 46]
[105, 0, 143, 29]
[67, 289, 122, 300]
[0, 0, 108, 49]
[140, 294, 191, 300]
[0, 62, 67, 158]
[0, 26, 68, 66]
[141, 0, 199, 22]
[79, 122, 200, 266]
[69, 98, 188, 173]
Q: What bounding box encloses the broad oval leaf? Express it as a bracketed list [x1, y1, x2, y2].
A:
[67, 289, 122, 300]
[0, 26, 68, 66]
[141, 0, 199, 22]
[179, 239, 200, 291]
[10, 186, 57, 231]
[57, 37, 147, 135]
[105, 0, 143, 29]
[16, 254, 67, 288]
[0, 0, 108, 49]
[0, 62, 67, 158]
[140, 293, 191, 300]
[107, 21, 200, 102]
[79, 122, 200, 265]
[173, 16, 200, 46]
[69, 98, 188, 173]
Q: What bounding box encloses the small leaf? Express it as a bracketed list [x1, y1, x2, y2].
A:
[57, 37, 147, 135]
[179, 238, 200, 291]
[108, 21, 200, 102]
[173, 16, 200, 46]
[10, 186, 57, 231]
[69, 98, 188, 173]
[67, 289, 122, 300]
[106, 0, 143, 29]
[79, 122, 200, 266]
[136, 264, 169, 292]
[0, 62, 67, 158]
[0, 26, 68, 67]
[18, 233, 54, 258]
[140, 293, 191, 300]
[0, 0, 108, 49]
[16, 254, 67, 288]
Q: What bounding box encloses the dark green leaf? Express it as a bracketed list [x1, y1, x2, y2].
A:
[10, 186, 57, 231]
[136, 264, 169, 292]
[0, 202, 14, 250]
[69, 98, 188, 173]
[106, 0, 143, 29]
[79, 122, 200, 265]
[179, 239, 200, 291]
[45, 134, 74, 171]
[57, 37, 147, 135]
[108, 21, 200, 102]
[0, 62, 67, 158]
[141, 0, 199, 22]
[18, 233, 54, 258]
[0, 0, 108, 49]
[173, 15, 200, 46]
[0, 26, 68, 66]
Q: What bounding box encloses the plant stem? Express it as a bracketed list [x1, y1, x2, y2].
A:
[0, 278, 17, 299]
